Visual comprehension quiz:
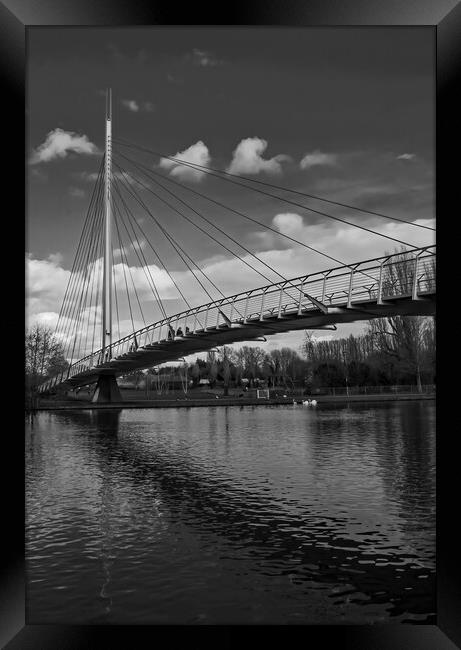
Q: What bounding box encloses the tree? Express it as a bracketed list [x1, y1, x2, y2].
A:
[206, 351, 218, 388]
[237, 346, 266, 386]
[218, 346, 232, 396]
[26, 324, 68, 390]
[266, 348, 305, 388]
[367, 316, 432, 392]
[178, 362, 189, 394]
[190, 361, 201, 387]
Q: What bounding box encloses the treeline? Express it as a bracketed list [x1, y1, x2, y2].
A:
[143, 315, 435, 393]
[303, 316, 435, 390]
[26, 315, 435, 397]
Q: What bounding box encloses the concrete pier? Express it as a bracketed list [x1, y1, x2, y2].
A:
[92, 374, 122, 403]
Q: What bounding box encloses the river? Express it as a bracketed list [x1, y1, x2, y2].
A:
[25, 400, 435, 624]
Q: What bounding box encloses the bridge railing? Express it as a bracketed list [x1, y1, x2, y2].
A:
[37, 245, 435, 393]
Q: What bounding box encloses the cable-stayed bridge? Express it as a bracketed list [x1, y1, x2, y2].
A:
[36, 90, 436, 401]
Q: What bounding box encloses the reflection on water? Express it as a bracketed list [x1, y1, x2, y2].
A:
[25, 402, 435, 624]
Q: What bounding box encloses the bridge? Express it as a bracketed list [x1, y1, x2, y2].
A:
[36, 90, 436, 401]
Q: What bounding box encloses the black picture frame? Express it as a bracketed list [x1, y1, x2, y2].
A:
[4, 1, 459, 647]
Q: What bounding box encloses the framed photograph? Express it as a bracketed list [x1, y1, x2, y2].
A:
[2, 1, 459, 647]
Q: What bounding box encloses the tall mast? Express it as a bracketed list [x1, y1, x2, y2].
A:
[102, 88, 112, 357]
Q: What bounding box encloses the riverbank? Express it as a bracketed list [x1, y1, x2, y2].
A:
[31, 392, 435, 411]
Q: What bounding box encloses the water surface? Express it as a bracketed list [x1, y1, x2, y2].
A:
[26, 401, 435, 624]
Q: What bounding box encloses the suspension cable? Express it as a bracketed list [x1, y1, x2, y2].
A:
[54, 156, 105, 343]
[113, 170, 245, 306]
[112, 154, 377, 292]
[63, 181, 105, 361]
[114, 149, 367, 268]
[111, 181, 168, 320]
[113, 158, 305, 302]
[111, 182, 193, 315]
[66, 196, 105, 365]
[112, 200, 136, 335]
[112, 242, 121, 342]
[113, 199, 148, 333]
[60, 172, 105, 356]
[115, 137, 435, 233]
[114, 157, 278, 285]
[114, 174, 219, 306]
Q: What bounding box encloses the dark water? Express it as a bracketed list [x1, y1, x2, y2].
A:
[25, 401, 435, 625]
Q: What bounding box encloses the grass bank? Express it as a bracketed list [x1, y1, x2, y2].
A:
[33, 391, 435, 411]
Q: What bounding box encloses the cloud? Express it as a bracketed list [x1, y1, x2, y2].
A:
[299, 150, 338, 170]
[190, 48, 223, 67]
[26, 253, 70, 323]
[121, 99, 139, 112]
[47, 252, 63, 265]
[272, 213, 305, 237]
[227, 137, 290, 176]
[113, 239, 147, 259]
[69, 187, 86, 198]
[397, 153, 416, 160]
[159, 141, 211, 182]
[113, 170, 150, 189]
[30, 128, 100, 164]
[74, 171, 99, 182]
[121, 99, 154, 113]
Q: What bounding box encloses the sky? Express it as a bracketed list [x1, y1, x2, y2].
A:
[27, 27, 435, 360]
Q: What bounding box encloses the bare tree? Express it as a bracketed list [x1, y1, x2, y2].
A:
[266, 348, 303, 388]
[26, 324, 68, 390]
[367, 316, 432, 392]
[235, 346, 266, 387]
[178, 362, 189, 394]
[218, 346, 232, 396]
[190, 360, 201, 387]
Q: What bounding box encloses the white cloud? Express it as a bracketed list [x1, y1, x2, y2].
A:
[272, 213, 305, 237]
[75, 171, 99, 182]
[191, 48, 222, 67]
[30, 128, 100, 164]
[121, 99, 154, 113]
[121, 99, 139, 112]
[159, 141, 211, 182]
[69, 187, 86, 198]
[300, 150, 338, 170]
[397, 153, 416, 160]
[26, 254, 70, 321]
[113, 170, 150, 189]
[47, 252, 63, 265]
[113, 239, 147, 259]
[227, 137, 290, 176]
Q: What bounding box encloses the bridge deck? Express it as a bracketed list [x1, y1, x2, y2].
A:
[38, 247, 436, 393]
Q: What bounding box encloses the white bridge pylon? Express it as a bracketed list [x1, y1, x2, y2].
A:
[38, 245, 435, 394]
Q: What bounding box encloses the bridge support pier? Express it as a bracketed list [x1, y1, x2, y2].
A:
[92, 374, 122, 404]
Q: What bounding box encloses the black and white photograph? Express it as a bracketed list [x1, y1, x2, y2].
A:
[24, 24, 438, 628]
